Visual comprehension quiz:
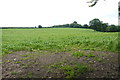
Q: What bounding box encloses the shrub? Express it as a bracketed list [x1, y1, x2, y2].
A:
[106, 25, 118, 32]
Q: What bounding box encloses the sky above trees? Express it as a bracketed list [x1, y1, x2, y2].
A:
[0, 0, 119, 27]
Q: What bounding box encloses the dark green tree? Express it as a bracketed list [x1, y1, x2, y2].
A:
[106, 25, 118, 32]
[69, 21, 81, 28]
[101, 23, 108, 32]
[38, 25, 42, 28]
[83, 24, 89, 28]
[89, 18, 102, 31]
[73, 21, 78, 24]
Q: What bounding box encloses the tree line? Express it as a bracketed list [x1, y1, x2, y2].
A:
[45, 18, 120, 32]
[89, 18, 120, 32]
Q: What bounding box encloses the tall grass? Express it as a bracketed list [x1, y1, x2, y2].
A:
[2, 28, 119, 55]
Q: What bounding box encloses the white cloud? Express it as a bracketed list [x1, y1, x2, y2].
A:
[0, 0, 119, 27]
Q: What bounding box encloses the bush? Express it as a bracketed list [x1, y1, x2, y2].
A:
[106, 25, 118, 32]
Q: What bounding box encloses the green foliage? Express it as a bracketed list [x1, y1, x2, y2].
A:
[86, 53, 95, 57]
[106, 25, 119, 32]
[38, 25, 42, 28]
[11, 72, 17, 75]
[2, 28, 119, 55]
[95, 57, 103, 62]
[75, 64, 88, 73]
[49, 62, 89, 78]
[52, 21, 82, 28]
[62, 64, 89, 78]
[89, 18, 104, 31]
[72, 52, 85, 57]
[89, 18, 119, 32]
[73, 21, 77, 24]
[101, 23, 108, 32]
[72, 51, 95, 58]
[51, 19, 119, 32]
[83, 24, 89, 28]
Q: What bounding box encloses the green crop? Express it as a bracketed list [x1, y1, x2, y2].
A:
[1, 28, 119, 55]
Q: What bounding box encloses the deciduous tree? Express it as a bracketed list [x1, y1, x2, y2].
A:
[89, 18, 102, 31]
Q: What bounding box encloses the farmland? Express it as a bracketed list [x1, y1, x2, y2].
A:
[2, 28, 119, 54]
[1, 28, 119, 78]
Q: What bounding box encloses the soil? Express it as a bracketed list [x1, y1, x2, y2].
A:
[2, 50, 119, 79]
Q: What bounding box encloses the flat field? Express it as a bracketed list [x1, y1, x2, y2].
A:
[2, 28, 119, 54]
[1, 28, 119, 78]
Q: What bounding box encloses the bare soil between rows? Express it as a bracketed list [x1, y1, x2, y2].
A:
[2, 50, 119, 79]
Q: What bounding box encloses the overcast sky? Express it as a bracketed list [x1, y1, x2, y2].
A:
[0, 0, 119, 27]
